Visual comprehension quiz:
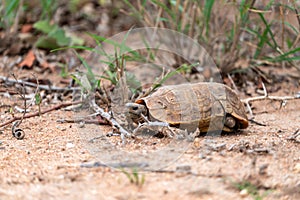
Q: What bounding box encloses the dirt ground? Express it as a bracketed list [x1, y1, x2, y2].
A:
[1, 1, 300, 200]
[0, 66, 299, 200]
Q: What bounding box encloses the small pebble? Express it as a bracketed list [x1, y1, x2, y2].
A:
[56, 126, 66, 131]
[79, 121, 85, 128]
[176, 165, 191, 173]
[66, 142, 75, 149]
[193, 138, 201, 148]
[294, 163, 300, 173]
[199, 153, 206, 159]
[240, 189, 249, 197]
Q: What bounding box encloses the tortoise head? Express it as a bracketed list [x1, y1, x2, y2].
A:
[125, 102, 148, 123]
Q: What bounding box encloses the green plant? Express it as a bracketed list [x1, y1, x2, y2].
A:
[40, 0, 57, 20]
[124, 0, 201, 37]
[35, 93, 42, 115]
[0, 0, 57, 31]
[233, 181, 272, 200]
[0, 0, 22, 30]
[122, 1, 300, 73]
[33, 20, 84, 49]
[121, 168, 145, 187]
[59, 63, 69, 78]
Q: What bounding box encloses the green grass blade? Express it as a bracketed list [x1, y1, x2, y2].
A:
[50, 46, 95, 52]
[123, 0, 143, 20]
[5, 0, 19, 17]
[258, 12, 278, 49]
[203, 0, 215, 36]
[267, 47, 300, 62]
[253, 27, 269, 59]
[151, 0, 176, 22]
[152, 63, 194, 91]
[121, 168, 134, 183]
[74, 51, 95, 87]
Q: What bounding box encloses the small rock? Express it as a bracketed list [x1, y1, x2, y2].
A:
[294, 163, 300, 173]
[240, 189, 249, 197]
[208, 143, 227, 151]
[56, 126, 66, 131]
[66, 142, 75, 149]
[194, 138, 201, 148]
[199, 153, 206, 159]
[259, 164, 269, 175]
[228, 144, 236, 151]
[79, 121, 85, 128]
[176, 165, 192, 173]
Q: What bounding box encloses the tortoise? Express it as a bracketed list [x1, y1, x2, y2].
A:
[126, 82, 248, 132]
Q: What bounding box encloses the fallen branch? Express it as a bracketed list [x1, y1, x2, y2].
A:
[89, 100, 132, 143]
[0, 100, 82, 128]
[241, 82, 300, 118]
[0, 75, 81, 92]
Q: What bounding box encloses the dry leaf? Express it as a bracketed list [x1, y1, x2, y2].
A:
[21, 24, 33, 33]
[18, 50, 36, 68]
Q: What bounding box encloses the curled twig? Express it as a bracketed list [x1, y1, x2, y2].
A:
[12, 121, 25, 140]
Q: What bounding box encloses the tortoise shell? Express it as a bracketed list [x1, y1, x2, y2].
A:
[127, 82, 248, 132]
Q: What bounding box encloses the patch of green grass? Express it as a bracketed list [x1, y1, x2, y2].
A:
[0, 0, 21, 29]
[121, 0, 300, 72]
[33, 20, 84, 49]
[0, 0, 57, 30]
[39, 0, 57, 20]
[233, 181, 272, 200]
[54, 31, 144, 96]
[121, 168, 145, 187]
[64, 28, 192, 97]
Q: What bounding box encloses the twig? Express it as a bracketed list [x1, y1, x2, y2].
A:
[12, 121, 25, 139]
[89, 100, 132, 143]
[11, 73, 28, 125]
[227, 73, 238, 92]
[0, 101, 82, 128]
[0, 88, 18, 94]
[32, 74, 42, 115]
[0, 75, 80, 92]
[286, 129, 300, 143]
[57, 118, 108, 125]
[132, 113, 170, 135]
[242, 82, 299, 118]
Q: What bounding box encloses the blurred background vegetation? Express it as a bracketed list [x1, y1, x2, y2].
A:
[1, 0, 299, 90]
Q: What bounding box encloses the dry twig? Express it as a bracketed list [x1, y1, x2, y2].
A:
[10, 74, 28, 139]
[89, 100, 132, 143]
[242, 82, 299, 118]
[0, 101, 82, 128]
[0, 75, 80, 92]
[286, 129, 300, 143]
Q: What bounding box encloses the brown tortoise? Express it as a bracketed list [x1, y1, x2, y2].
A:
[126, 82, 248, 132]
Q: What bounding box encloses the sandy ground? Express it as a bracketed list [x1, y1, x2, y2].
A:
[0, 72, 299, 200]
